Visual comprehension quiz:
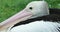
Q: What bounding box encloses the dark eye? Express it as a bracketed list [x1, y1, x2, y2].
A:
[29, 7, 33, 10]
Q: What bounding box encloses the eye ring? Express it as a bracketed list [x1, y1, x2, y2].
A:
[29, 7, 33, 10]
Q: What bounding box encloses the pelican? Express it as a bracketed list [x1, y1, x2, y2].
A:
[0, 1, 60, 32]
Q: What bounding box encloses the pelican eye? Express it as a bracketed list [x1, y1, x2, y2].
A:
[29, 7, 33, 10]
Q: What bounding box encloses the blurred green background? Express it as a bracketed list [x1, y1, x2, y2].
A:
[0, 0, 60, 22]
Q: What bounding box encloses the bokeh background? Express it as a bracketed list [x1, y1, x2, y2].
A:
[0, 0, 60, 22]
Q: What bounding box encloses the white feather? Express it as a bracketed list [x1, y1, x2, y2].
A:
[9, 20, 60, 32]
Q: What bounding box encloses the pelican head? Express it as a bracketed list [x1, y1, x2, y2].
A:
[25, 1, 49, 18]
[0, 1, 49, 31]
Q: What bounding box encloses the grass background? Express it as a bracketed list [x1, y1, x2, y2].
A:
[0, 0, 60, 22]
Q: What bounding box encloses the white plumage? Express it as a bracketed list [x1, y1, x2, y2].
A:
[10, 20, 60, 32]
